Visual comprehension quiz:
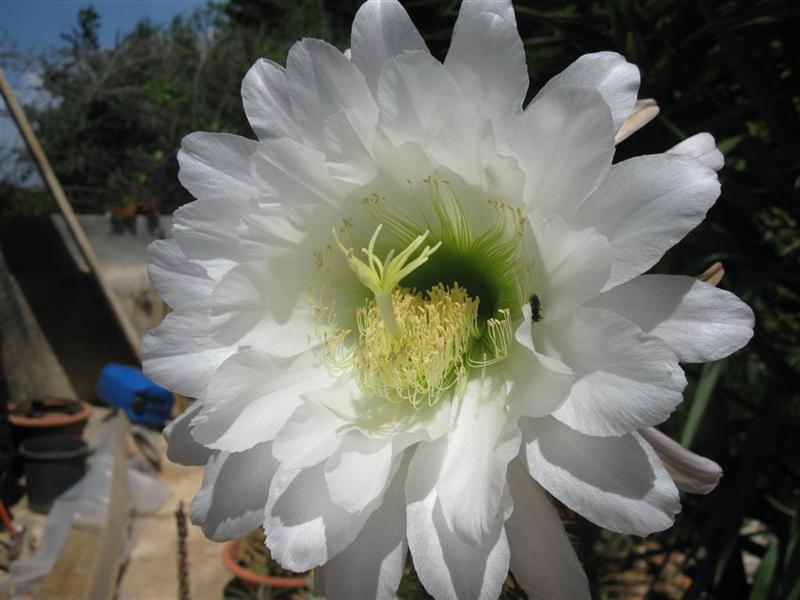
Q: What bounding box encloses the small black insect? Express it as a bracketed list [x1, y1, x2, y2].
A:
[529, 294, 543, 323]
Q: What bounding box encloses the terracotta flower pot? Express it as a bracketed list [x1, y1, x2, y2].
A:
[222, 540, 307, 590]
[9, 398, 92, 442]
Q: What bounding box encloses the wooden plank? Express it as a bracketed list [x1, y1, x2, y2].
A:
[38, 521, 101, 600]
[87, 413, 130, 600]
[0, 69, 141, 361]
[37, 414, 130, 600]
[0, 248, 77, 402]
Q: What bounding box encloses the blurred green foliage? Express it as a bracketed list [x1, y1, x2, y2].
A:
[3, 0, 337, 213]
[0, 183, 53, 217]
[3, 0, 800, 597]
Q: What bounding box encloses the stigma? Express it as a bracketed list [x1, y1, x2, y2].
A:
[333, 224, 441, 339]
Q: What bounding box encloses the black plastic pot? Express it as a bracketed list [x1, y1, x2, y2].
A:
[19, 435, 90, 513]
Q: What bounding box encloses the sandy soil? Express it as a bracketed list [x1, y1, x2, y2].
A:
[118, 436, 231, 600]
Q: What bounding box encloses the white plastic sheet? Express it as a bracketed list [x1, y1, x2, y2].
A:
[10, 414, 170, 597]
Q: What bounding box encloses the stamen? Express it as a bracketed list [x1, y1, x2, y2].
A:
[361, 193, 419, 246]
[469, 308, 513, 368]
[424, 177, 472, 253]
[355, 284, 480, 410]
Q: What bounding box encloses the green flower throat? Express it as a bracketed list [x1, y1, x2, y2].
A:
[319, 178, 532, 410]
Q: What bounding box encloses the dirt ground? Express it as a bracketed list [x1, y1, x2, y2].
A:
[118, 436, 231, 600]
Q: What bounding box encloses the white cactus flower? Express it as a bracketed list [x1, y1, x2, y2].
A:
[145, 1, 755, 598]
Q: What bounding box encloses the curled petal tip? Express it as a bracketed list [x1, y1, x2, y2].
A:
[696, 261, 725, 287]
[615, 98, 659, 144]
[640, 427, 723, 495]
[668, 132, 725, 171]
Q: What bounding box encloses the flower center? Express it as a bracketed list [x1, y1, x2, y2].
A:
[331, 225, 480, 408]
[315, 177, 530, 411]
[355, 283, 479, 409]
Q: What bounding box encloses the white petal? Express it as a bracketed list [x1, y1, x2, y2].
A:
[367, 132, 440, 194]
[190, 442, 277, 541]
[324, 432, 396, 513]
[509, 306, 575, 417]
[286, 38, 377, 149]
[537, 307, 686, 437]
[435, 379, 520, 543]
[190, 349, 334, 452]
[445, 10, 527, 124]
[148, 239, 214, 311]
[323, 460, 408, 600]
[406, 438, 510, 600]
[252, 137, 352, 208]
[573, 154, 720, 291]
[324, 108, 377, 185]
[668, 132, 724, 171]
[171, 198, 244, 280]
[141, 311, 235, 398]
[588, 274, 754, 363]
[241, 59, 302, 141]
[513, 86, 615, 218]
[243, 203, 317, 248]
[178, 132, 260, 201]
[521, 416, 681, 536]
[164, 400, 214, 466]
[426, 100, 525, 200]
[377, 51, 460, 147]
[536, 52, 640, 131]
[304, 375, 455, 444]
[453, 0, 517, 31]
[271, 402, 344, 470]
[530, 216, 612, 322]
[506, 458, 590, 600]
[241, 203, 322, 260]
[350, 0, 427, 94]
[264, 461, 373, 571]
[640, 427, 722, 495]
[208, 258, 317, 357]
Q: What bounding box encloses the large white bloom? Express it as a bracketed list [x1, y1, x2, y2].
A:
[144, 1, 754, 598]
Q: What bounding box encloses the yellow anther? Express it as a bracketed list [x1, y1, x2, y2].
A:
[355, 284, 480, 410]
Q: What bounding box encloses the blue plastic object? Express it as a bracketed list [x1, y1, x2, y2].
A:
[96, 364, 174, 426]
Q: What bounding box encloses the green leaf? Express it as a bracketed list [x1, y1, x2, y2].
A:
[717, 134, 747, 154]
[681, 360, 725, 448]
[780, 507, 800, 600]
[749, 543, 779, 600]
